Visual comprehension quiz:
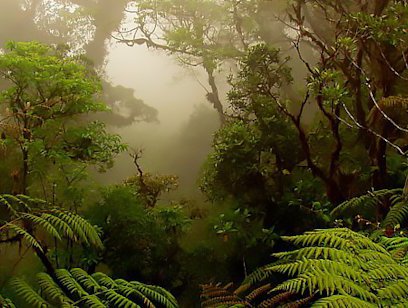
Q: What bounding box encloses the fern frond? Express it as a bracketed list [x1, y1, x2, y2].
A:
[21, 213, 62, 241]
[377, 278, 408, 300]
[311, 294, 377, 307]
[114, 279, 155, 308]
[273, 246, 355, 261]
[258, 291, 295, 307]
[267, 259, 367, 282]
[55, 269, 89, 298]
[70, 268, 101, 294]
[0, 294, 16, 308]
[202, 295, 245, 307]
[103, 289, 139, 308]
[0, 195, 18, 216]
[76, 294, 106, 307]
[382, 200, 408, 227]
[40, 213, 76, 240]
[5, 223, 43, 252]
[281, 228, 387, 253]
[330, 189, 402, 218]
[11, 277, 50, 307]
[240, 261, 280, 287]
[368, 263, 408, 280]
[36, 272, 72, 305]
[129, 281, 178, 308]
[49, 210, 103, 249]
[272, 268, 378, 302]
[245, 283, 271, 301]
[92, 272, 117, 288]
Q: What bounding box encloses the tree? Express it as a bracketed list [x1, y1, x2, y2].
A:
[203, 0, 408, 212]
[0, 41, 125, 197]
[284, 0, 408, 195]
[115, 0, 263, 123]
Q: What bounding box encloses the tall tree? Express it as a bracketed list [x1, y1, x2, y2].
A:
[0, 41, 125, 196]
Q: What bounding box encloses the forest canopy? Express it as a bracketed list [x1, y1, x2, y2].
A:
[1, 0, 408, 307]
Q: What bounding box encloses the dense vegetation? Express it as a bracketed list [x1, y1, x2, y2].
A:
[1, 0, 408, 307]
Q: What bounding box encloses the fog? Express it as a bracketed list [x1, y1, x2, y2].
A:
[99, 43, 220, 197]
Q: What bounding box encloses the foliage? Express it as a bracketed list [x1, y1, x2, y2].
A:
[0, 194, 103, 274]
[331, 188, 408, 231]
[85, 186, 191, 288]
[0, 41, 125, 197]
[200, 44, 330, 232]
[3, 267, 178, 307]
[201, 228, 408, 307]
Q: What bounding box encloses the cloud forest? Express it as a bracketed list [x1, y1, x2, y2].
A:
[1, 1, 408, 307]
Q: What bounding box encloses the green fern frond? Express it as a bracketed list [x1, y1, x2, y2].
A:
[11, 277, 50, 307]
[5, 223, 43, 252]
[103, 289, 139, 308]
[36, 272, 73, 305]
[55, 269, 89, 298]
[70, 268, 101, 294]
[49, 210, 103, 249]
[272, 268, 378, 302]
[21, 213, 62, 241]
[129, 281, 178, 308]
[114, 279, 155, 308]
[281, 228, 387, 253]
[311, 294, 377, 307]
[0, 195, 18, 216]
[267, 259, 367, 282]
[40, 213, 76, 240]
[368, 263, 408, 280]
[92, 272, 117, 288]
[383, 200, 408, 227]
[75, 294, 106, 307]
[274, 246, 345, 259]
[377, 278, 408, 300]
[240, 262, 280, 287]
[330, 189, 402, 218]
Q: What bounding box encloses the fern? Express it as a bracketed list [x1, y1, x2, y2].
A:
[0, 294, 16, 308]
[311, 294, 377, 307]
[11, 277, 51, 307]
[20, 213, 62, 241]
[202, 228, 408, 307]
[4, 222, 44, 252]
[48, 210, 103, 248]
[383, 199, 408, 227]
[36, 272, 73, 305]
[11, 268, 178, 308]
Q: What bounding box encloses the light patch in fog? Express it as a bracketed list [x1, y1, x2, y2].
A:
[96, 41, 220, 193]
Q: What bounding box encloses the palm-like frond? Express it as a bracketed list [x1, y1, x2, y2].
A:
[201, 228, 408, 307]
[12, 268, 178, 308]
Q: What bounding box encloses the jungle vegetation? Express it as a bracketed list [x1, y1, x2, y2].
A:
[1, 0, 408, 307]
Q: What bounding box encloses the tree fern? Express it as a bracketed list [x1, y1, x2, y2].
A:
[202, 228, 408, 307]
[10, 268, 178, 308]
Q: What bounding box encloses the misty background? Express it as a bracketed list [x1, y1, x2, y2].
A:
[0, 0, 222, 200]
